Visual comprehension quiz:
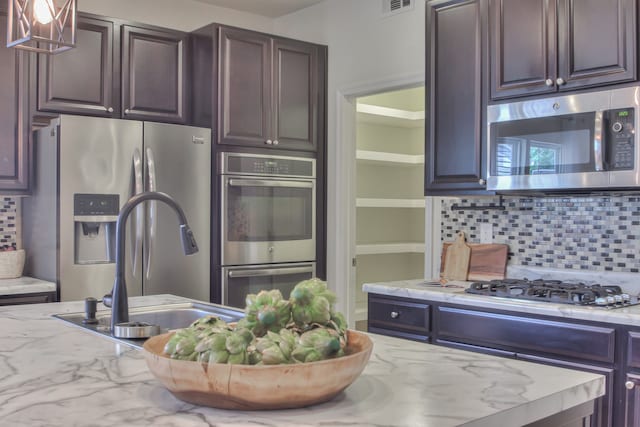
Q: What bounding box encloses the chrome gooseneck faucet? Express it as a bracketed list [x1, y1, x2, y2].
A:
[106, 191, 199, 332]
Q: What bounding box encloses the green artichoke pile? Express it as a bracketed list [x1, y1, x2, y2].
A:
[163, 278, 349, 365]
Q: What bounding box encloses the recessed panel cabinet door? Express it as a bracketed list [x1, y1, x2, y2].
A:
[557, 0, 636, 90]
[38, 15, 116, 116]
[425, 0, 486, 193]
[122, 25, 188, 123]
[217, 27, 271, 147]
[489, 0, 556, 99]
[0, 12, 29, 192]
[273, 39, 318, 151]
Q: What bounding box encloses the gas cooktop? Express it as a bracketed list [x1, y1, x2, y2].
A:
[465, 278, 640, 309]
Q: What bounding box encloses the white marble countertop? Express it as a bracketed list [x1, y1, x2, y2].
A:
[0, 295, 604, 427]
[0, 276, 56, 296]
[363, 279, 640, 327]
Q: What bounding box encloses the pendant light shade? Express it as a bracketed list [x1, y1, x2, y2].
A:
[6, 0, 76, 54]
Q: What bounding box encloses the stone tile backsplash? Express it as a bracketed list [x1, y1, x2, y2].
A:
[441, 195, 640, 273]
[0, 197, 18, 250]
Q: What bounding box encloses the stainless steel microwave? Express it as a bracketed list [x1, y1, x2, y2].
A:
[487, 86, 640, 192]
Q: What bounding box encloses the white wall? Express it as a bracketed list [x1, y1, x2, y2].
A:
[78, 0, 274, 32]
[273, 0, 427, 320]
[274, 0, 425, 87]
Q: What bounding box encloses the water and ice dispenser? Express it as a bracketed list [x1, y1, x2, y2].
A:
[73, 194, 119, 264]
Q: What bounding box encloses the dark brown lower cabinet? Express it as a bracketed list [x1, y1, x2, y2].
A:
[0, 291, 56, 306]
[366, 293, 638, 427]
[625, 373, 640, 426]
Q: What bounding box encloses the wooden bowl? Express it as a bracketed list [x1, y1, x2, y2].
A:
[142, 329, 373, 410]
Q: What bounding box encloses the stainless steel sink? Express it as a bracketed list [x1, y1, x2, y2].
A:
[53, 302, 244, 349]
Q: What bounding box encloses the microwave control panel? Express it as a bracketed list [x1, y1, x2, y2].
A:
[606, 108, 635, 170]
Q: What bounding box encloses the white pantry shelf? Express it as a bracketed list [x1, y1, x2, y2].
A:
[356, 150, 424, 165]
[356, 103, 425, 128]
[356, 242, 425, 255]
[356, 198, 426, 208]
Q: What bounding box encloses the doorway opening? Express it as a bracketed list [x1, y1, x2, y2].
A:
[352, 86, 426, 330]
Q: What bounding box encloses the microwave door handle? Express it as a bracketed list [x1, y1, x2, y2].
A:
[594, 111, 604, 171]
[145, 147, 157, 280]
[228, 179, 314, 188]
[228, 266, 315, 278]
[131, 149, 143, 274]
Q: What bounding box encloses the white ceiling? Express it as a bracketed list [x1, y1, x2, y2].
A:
[191, 0, 325, 17]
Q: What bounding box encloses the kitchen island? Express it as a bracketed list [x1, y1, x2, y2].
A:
[0, 295, 603, 427]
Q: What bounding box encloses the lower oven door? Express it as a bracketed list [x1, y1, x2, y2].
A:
[222, 262, 316, 308]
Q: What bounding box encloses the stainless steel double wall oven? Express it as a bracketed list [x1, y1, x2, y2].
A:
[219, 152, 316, 307]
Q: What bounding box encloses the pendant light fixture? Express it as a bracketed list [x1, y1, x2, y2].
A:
[6, 0, 76, 54]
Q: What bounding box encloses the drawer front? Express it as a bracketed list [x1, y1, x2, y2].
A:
[0, 292, 56, 306]
[437, 306, 615, 364]
[627, 331, 640, 368]
[368, 296, 430, 336]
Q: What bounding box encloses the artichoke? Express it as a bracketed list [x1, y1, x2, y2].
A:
[193, 327, 254, 365]
[189, 315, 230, 332]
[291, 328, 343, 363]
[290, 278, 336, 327]
[238, 289, 292, 337]
[252, 328, 297, 365]
[164, 328, 199, 361]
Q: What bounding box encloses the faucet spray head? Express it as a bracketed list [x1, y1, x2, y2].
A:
[180, 224, 199, 255]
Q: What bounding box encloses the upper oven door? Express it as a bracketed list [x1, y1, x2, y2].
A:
[487, 92, 611, 192]
[221, 176, 316, 266]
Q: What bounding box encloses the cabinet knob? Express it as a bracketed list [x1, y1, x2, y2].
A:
[266, 139, 273, 145]
[626, 381, 636, 390]
[478, 178, 486, 185]
[390, 311, 399, 319]
[124, 109, 130, 115]
[107, 107, 114, 113]
[545, 79, 554, 87]
[273, 139, 279, 146]
[556, 77, 565, 86]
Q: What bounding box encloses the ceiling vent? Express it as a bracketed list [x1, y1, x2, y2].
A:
[382, 0, 414, 17]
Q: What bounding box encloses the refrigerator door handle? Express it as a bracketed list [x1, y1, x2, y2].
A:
[145, 147, 157, 279]
[131, 149, 144, 274]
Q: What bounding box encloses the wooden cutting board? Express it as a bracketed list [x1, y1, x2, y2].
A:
[442, 231, 471, 280]
[440, 239, 509, 281]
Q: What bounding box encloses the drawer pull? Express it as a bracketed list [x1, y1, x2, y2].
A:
[627, 381, 636, 390]
[390, 311, 399, 319]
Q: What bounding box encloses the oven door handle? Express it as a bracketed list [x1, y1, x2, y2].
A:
[228, 266, 314, 278]
[228, 178, 314, 189]
[594, 110, 604, 171]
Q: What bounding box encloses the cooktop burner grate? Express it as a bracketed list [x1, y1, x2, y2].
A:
[465, 279, 639, 309]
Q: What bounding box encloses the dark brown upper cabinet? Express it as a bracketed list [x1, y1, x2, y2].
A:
[218, 26, 320, 151]
[490, 0, 636, 100]
[0, 11, 30, 193]
[38, 15, 116, 117]
[37, 13, 189, 124]
[425, 0, 488, 194]
[121, 25, 188, 123]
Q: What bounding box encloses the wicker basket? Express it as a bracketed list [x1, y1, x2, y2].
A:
[0, 249, 25, 279]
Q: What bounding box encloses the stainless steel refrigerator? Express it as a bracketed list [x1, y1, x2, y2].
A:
[23, 115, 211, 302]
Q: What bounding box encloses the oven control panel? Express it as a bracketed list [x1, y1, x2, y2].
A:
[606, 107, 635, 170]
[222, 153, 315, 178]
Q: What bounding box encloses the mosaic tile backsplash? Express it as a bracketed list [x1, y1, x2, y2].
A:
[0, 197, 18, 250]
[441, 195, 640, 273]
